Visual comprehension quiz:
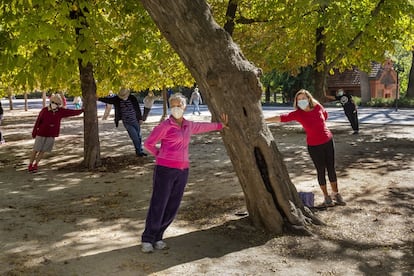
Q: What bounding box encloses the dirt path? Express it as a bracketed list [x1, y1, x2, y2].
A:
[0, 109, 413, 275]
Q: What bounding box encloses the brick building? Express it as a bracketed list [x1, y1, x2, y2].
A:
[327, 59, 398, 99]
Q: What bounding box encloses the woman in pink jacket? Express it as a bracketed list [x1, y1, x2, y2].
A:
[141, 93, 228, 253]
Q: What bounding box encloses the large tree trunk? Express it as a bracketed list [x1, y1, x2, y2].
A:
[78, 60, 101, 169]
[140, 0, 321, 234]
[407, 50, 414, 98]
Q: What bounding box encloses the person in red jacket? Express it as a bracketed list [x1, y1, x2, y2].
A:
[265, 89, 346, 207]
[28, 94, 83, 173]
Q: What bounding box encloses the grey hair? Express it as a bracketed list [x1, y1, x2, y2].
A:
[169, 93, 187, 108]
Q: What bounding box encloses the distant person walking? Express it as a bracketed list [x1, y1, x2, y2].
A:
[0, 100, 5, 144]
[28, 94, 84, 173]
[189, 87, 202, 115]
[98, 88, 147, 157]
[328, 89, 359, 135]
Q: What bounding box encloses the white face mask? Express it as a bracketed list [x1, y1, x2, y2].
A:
[50, 103, 58, 110]
[297, 99, 309, 110]
[171, 107, 184, 119]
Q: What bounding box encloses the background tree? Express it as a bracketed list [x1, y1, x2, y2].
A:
[210, 0, 414, 100]
[0, 0, 194, 168]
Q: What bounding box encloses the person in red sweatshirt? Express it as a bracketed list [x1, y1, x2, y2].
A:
[265, 89, 346, 208]
[28, 94, 83, 173]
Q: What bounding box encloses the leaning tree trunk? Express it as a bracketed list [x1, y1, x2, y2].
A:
[140, 0, 322, 234]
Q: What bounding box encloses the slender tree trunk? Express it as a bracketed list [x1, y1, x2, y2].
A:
[24, 92, 28, 111]
[360, 71, 370, 104]
[314, 24, 327, 101]
[265, 85, 270, 103]
[7, 87, 13, 110]
[78, 60, 101, 169]
[71, 6, 101, 169]
[140, 0, 322, 234]
[223, 0, 238, 35]
[407, 50, 414, 98]
[161, 87, 168, 121]
[42, 91, 47, 108]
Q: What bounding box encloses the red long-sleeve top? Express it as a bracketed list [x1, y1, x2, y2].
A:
[280, 104, 332, 146]
[32, 107, 83, 138]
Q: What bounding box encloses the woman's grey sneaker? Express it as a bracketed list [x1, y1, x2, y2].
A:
[141, 242, 154, 253]
[333, 193, 346, 206]
[320, 196, 335, 207]
[154, 240, 168, 250]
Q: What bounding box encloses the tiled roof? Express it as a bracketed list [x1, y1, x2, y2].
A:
[327, 62, 384, 88]
[369, 62, 382, 78]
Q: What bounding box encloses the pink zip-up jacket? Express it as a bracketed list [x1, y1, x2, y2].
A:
[144, 116, 223, 169]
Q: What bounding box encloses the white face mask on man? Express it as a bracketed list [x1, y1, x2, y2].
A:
[297, 99, 309, 110]
[171, 107, 184, 119]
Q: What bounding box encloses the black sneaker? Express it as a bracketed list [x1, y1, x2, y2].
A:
[137, 152, 147, 157]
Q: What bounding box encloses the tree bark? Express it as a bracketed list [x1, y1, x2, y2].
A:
[407, 50, 414, 98]
[140, 0, 322, 234]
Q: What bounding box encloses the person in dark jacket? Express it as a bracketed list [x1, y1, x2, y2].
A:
[29, 94, 83, 172]
[98, 88, 147, 157]
[328, 89, 359, 134]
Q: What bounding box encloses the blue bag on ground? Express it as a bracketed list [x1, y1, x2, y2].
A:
[298, 192, 314, 207]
